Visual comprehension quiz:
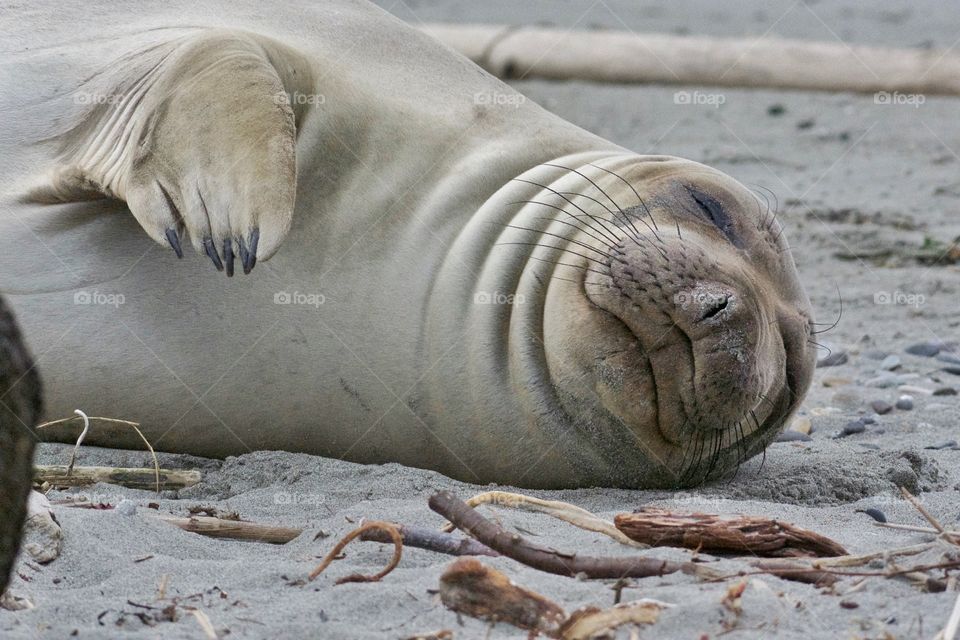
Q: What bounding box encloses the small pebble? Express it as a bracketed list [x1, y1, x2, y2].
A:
[934, 387, 958, 396]
[767, 104, 786, 116]
[839, 600, 859, 610]
[942, 365, 960, 376]
[857, 507, 887, 523]
[870, 400, 893, 415]
[864, 375, 899, 389]
[822, 376, 851, 388]
[776, 430, 812, 443]
[796, 118, 815, 130]
[863, 350, 890, 360]
[905, 341, 955, 357]
[817, 350, 848, 367]
[861, 416, 876, 425]
[115, 500, 137, 517]
[789, 416, 813, 435]
[895, 395, 914, 410]
[835, 420, 866, 438]
[937, 352, 960, 365]
[924, 440, 959, 450]
[898, 385, 934, 396]
[832, 391, 862, 410]
[879, 355, 901, 371]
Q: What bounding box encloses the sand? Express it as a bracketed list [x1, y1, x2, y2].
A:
[3, 0, 960, 637]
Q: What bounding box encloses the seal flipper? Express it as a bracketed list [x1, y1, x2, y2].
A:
[21, 30, 309, 275]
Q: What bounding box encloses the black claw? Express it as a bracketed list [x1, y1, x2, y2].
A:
[203, 237, 223, 271]
[245, 228, 259, 274]
[223, 238, 234, 277]
[165, 228, 183, 259]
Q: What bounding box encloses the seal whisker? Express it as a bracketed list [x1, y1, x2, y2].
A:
[587, 163, 663, 240]
[811, 284, 843, 335]
[526, 255, 610, 276]
[499, 224, 612, 259]
[510, 179, 621, 245]
[529, 216, 620, 252]
[495, 242, 611, 268]
[506, 199, 619, 247]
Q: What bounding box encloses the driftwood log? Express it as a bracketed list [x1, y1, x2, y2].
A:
[429, 491, 683, 580]
[152, 514, 302, 544]
[439, 558, 567, 637]
[615, 508, 847, 558]
[0, 298, 44, 595]
[36, 465, 201, 491]
[420, 24, 960, 96]
[359, 522, 499, 557]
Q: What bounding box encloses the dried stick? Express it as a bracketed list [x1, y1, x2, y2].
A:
[152, 514, 302, 544]
[36, 466, 201, 491]
[359, 522, 499, 557]
[900, 486, 946, 534]
[36, 414, 161, 494]
[940, 591, 960, 640]
[439, 558, 567, 637]
[428, 491, 683, 580]
[441, 491, 644, 548]
[309, 521, 402, 584]
[560, 600, 671, 640]
[614, 508, 847, 557]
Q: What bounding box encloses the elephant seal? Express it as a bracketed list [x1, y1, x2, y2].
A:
[0, 0, 815, 488]
[0, 299, 43, 596]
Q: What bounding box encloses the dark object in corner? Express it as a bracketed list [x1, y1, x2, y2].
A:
[0, 298, 43, 594]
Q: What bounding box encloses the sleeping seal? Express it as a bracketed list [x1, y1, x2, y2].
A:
[0, 0, 815, 488]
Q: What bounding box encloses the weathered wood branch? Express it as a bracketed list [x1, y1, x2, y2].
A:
[359, 522, 499, 557]
[420, 23, 960, 96]
[152, 514, 301, 544]
[428, 491, 683, 580]
[614, 508, 847, 558]
[36, 465, 201, 491]
[309, 521, 403, 584]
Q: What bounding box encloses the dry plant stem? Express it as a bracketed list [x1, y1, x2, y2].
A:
[614, 508, 847, 557]
[309, 521, 403, 584]
[438, 558, 567, 638]
[185, 607, 218, 640]
[153, 514, 302, 544]
[36, 414, 162, 494]
[560, 600, 670, 640]
[899, 486, 946, 534]
[429, 491, 683, 580]
[36, 466, 201, 491]
[874, 522, 960, 546]
[359, 522, 499, 557]
[940, 591, 960, 640]
[442, 491, 644, 548]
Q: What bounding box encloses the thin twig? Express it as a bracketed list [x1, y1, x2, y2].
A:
[360, 522, 499, 557]
[900, 486, 946, 534]
[941, 590, 960, 640]
[442, 491, 644, 548]
[309, 521, 403, 584]
[66, 409, 90, 477]
[429, 491, 683, 580]
[36, 413, 162, 494]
